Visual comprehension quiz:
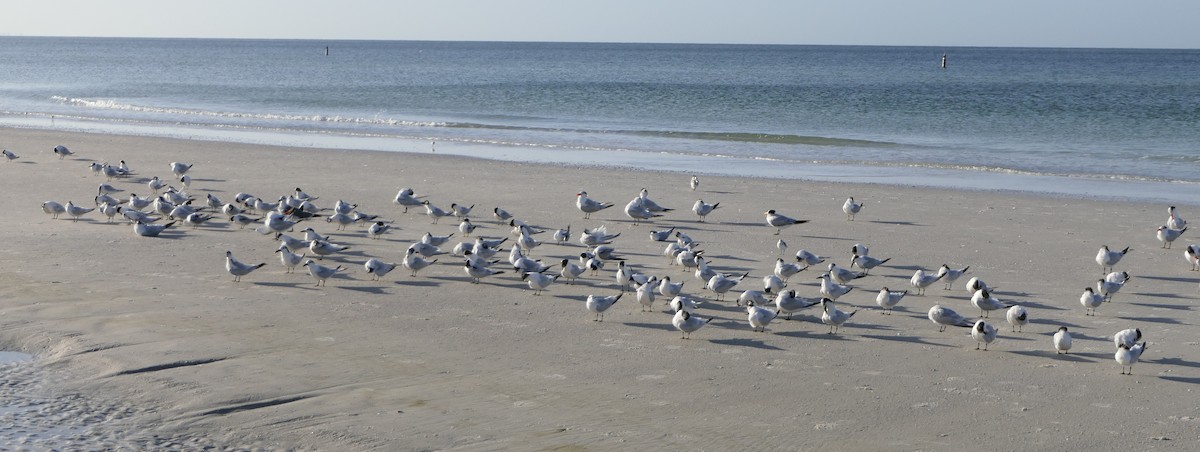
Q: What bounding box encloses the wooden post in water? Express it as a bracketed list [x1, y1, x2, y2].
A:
[325, 46, 330, 56]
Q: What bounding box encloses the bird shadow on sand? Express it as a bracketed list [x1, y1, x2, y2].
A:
[707, 338, 786, 350]
[773, 330, 855, 341]
[1149, 356, 1200, 369]
[622, 322, 677, 332]
[190, 178, 226, 183]
[1117, 315, 1186, 325]
[1030, 318, 1086, 328]
[392, 279, 442, 288]
[1010, 300, 1069, 311]
[867, 220, 925, 227]
[253, 281, 320, 290]
[1007, 349, 1096, 363]
[859, 334, 954, 347]
[337, 285, 390, 295]
[800, 235, 857, 241]
[1136, 275, 1200, 284]
[1159, 375, 1200, 385]
[1128, 300, 1193, 310]
[720, 221, 766, 228]
[1129, 294, 1196, 303]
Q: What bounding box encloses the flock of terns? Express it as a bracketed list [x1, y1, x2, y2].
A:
[23, 144, 1191, 375]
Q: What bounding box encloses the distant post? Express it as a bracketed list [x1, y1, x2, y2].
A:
[325, 46, 330, 56]
[940, 53, 947, 69]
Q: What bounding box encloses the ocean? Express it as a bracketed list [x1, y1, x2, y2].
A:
[0, 37, 1198, 203]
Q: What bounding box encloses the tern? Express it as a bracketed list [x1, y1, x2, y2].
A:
[393, 188, 424, 213]
[817, 272, 854, 300]
[971, 320, 998, 350]
[277, 234, 308, 253]
[1080, 287, 1105, 316]
[658, 276, 684, 297]
[364, 258, 398, 281]
[875, 287, 908, 314]
[303, 260, 343, 287]
[580, 225, 620, 246]
[648, 227, 677, 242]
[421, 232, 455, 247]
[774, 258, 804, 282]
[762, 274, 786, 294]
[225, 251, 266, 282]
[774, 290, 820, 320]
[842, 197, 863, 221]
[464, 260, 505, 283]
[325, 213, 354, 230]
[120, 209, 159, 224]
[1168, 205, 1186, 230]
[690, 175, 699, 191]
[794, 249, 825, 268]
[971, 289, 1012, 318]
[457, 219, 476, 236]
[576, 191, 614, 219]
[776, 239, 788, 256]
[635, 279, 658, 311]
[1185, 244, 1200, 271]
[275, 244, 305, 273]
[826, 263, 865, 285]
[135, 220, 176, 237]
[127, 194, 153, 211]
[559, 259, 586, 284]
[937, 264, 970, 290]
[1, 149, 18, 161]
[850, 254, 890, 274]
[42, 201, 66, 219]
[147, 176, 168, 193]
[1097, 278, 1126, 302]
[169, 161, 193, 176]
[368, 221, 393, 239]
[184, 212, 213, 228]
[1116, 342, 1147, 375]
[708, 272, 749, 301]
[450, 203, 474, 219]
[1113, 328, 1142, 349]
[309, 239, 350, 258]
[624, 197, 661, 225]
[746, 300, 781, 332]
[820, 298, 857, 334]
[692, 199, 720, 222]
[64, 201, 95, 222]
[636, 188, 672, 212]
[586, 293, 621, 321]
[98, 202, 120, 222]
[1096, 245, 1130, 274]
[422, 201, 452, 224]
[964, 276, 994, 297]
[668, 295, 700, 314]
[928, 305, 974, 332]
[673, 310, 712, 339]
[1053, 327, 1072, 354]
[52, 145, 72, 159]
[764, 209, 809, 235]
[205, 193, 223, 210]
[1006, 305, 1028, 332]
[738, 289, 768, 307]
[1157, 225, 1186, 249]
[403, 248, 438, 276]
[552, 225, 571, 245]
[493, 207, 513, 224]
[522, 272, 559, 295]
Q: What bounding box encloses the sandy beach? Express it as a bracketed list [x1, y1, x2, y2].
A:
[1, 127, 1198, 450]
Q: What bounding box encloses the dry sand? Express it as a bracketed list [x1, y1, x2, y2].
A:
[1, 127, 1198, 450]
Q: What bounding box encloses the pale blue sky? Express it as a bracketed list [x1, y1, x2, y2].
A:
[2, 0, 1197, 49]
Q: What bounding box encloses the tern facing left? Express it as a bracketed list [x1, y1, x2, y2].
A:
[225, 251, 266, 282]
[820, 298, 857, 334]
[1116, 342, 1148, 375]
[672, 310, 713, 339]
[972, 320, 998, 350]
[842, 197, 863, 221]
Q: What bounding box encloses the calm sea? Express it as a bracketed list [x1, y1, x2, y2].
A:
[1, 37, 1198, 203]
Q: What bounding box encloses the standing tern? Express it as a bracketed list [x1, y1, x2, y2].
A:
[842, 197, 863, 221]
[817, 273, 854, 300]
[275, 244, 305, 273]
[1096, 245, 1130, 274]
[1157, 225, 1186, 249]
[576, 191, 614, 219]
[692, 199, 720, 222]
[624, 197, 662, 225]
[820, 298, 857, 334]
[928, 305, 974, 332]
[1080, 287, 1104, 316]
[64, 201, 95, 222]
[42, 201, 66, 219]
[1116, 342, 1148, 375]
[522, 272, 559, 295]
[764, 210, 809, 235]
[673, 310, 713, 339]
[52, 145, 72, 159]
[937, 264, 970, 290]
[422, 201, 452, 224]
[746, 300, 780, 333]
[774, 290, 820, 320]
[1168, 205, 1186, 230]
[393, 188, 424, 213]
[403, 248, 438, 276]
[1053, 327, 1072, 354]
[1113, 328, 1142, 349]
[225, 251, 266, 282]
[586, 293, 621, 321]
[1006, 305, 1028, 332]
[364, 258, 398, 281]
[875, 287, 908, 314]
[971, 320, 998, 350]
[910, 269, 944, 295]
[690, 175, 699, 191]
[303, 260, 344, 287]
[970, 289, 1012, 318]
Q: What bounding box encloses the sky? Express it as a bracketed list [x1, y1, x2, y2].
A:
[2, 0, 1197, 49]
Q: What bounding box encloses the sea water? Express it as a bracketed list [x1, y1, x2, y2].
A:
[0, 37, 1197, 202]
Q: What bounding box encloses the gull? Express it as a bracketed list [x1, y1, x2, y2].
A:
[184, 212, 213, 228]
[64, 201, 94, 222]
[708, 272, 749, 301]
[690, 175, 699, 191]
[120, 209, 159, 224]
[1168, 205, 1186, 230]
[421, 232, 455, 247]
[277, 234, 308, 253]
[795, 249, 825, 268]
[169, 161, 193, 176]
[127, 194, 153, 211]
[42, 201, 66, 219]
[820, 298, 857, 334]
[970, 289, 1012, 318]
[658, 276, 685, 297]
[493, 207, 513, 224]
[309, 239, 350, 258]
[586, 293, 621, 321]
[669, 295, 700, 313]
[53, 145, 72, 159]
[457, 218, 476, 236]
[275, 244, 305, 273]
[850, 253, 890, 274]
[98, 202, 120, 222]
[842, 197, 863, 221]
[147, 176, 168, 193]
[2, 149, 18, 161]
[403, 248, 438, 276]
[135, 220, 176, 237]
[560, 259, 586, 284]
[325, 212, 354, 230]
[763, 274, 786, 294]
[1080, 287, 1105, 315]
[1157, 225, 1186, 249]
[673, 310, 712, 339]
[739, 289, 768, 307]
[1053, 327, 1073, 354]
[636, 188, 673, 212]
[649, 227, 676, 242]
[827, 263, 865, 285]
[775, 290, 820, 320]
[692, 199, 720, 222]
[1096, 245, 1131, 274]
[368, 221, 393, 239]
[580, 225, 620, 246]
[97, 183, 122, 194]
[1116, 342, 1148, 375]
[464, 260, 505, 284]
[394, 188, 424, 213]
[523, 272, 559, 295]
[624, 197, 661, 225]
[636, 279, 658, 311]
[450, 203, 474, 219]
[777, 239, 788, 256]
[971, 320, 998, 350]
[876, 287, 908, 314]
[1097, 277, 1126, 302]
[225, 251, 266, 282]
[928, 305, 974, 332]
[1113, 328, 1142, 349]
[552, 225, 571, 245]
[775, 258, 804, 283]
[303, 260, 343, 287]
[937, 264, 970, 290]
[364, 258, 398, 281]
[818, 272, 854, 300]
[205, 193, 223, 210]
[576, 191, 614, 219]
[1186, 244, 1200, 271]
[1006, 305, 1028, 332]
[764, 209, 809, 235]
[746, 300, 781, 333]
[422, 201, 452, 224]
[409, 242, 444, 258]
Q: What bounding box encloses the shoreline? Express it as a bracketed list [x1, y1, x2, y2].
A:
[2, 127, 1199, 450]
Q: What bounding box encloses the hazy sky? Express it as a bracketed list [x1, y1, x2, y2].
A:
[3, 0, 1197, 49]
